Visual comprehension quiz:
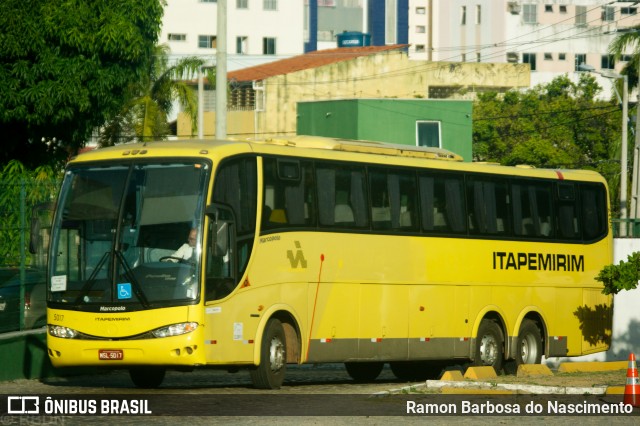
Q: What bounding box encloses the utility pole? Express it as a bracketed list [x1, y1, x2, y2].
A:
[216, 0, 227, 139]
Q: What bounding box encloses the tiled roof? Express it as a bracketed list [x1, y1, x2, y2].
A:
[228, 44, 409, 83]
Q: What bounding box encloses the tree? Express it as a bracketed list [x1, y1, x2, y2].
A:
[99, 45, 210, 145]
[608, 26, 640, 91]
[473, 74, 623, 213]
[0, 0, 164, 167]
[595, 252, 640, 295]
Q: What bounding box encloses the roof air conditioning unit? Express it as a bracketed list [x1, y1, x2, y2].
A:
[507, 2, 520, 14]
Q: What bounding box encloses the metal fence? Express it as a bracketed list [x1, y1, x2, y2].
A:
[0, 177, 58, 333]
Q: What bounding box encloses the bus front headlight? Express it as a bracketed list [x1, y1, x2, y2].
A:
[48, 325, 79, 339]
[151, 322, 198, 338]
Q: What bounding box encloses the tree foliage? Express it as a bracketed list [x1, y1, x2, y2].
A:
[595, 252, 640, 295]
[0, 0, 164, 167]
[473, 74, 624, 214]
[99, 45, 209, 145]
[0, 160, 59, 266]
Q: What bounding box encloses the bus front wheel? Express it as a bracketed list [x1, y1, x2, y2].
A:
[129, 367, 166, 388]
[515, 319, 543, 366]
[345, 362, 384, 382]
[473, 319, 504, 373]
[250, 318, 287, 389]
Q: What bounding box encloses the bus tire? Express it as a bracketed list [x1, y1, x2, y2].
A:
[473, 319, 504, 373]
[345, 362, 384, 382]
[250, 318, 287, 389]
[129, 367, 166, 388]
[515, 319, 543, 366]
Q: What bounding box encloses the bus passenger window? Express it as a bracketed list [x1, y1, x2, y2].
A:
[512, 181, 553, 238]
[261, 158, 316, 230]
[419, 173, 465, 233]
[581, 184, 607, 241]
[556, 183, 580, 239]
[370, 168, 417, 231]
[316, 164, 368, 228]
[467, 178, 510, 236]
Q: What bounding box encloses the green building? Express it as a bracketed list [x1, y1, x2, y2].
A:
[297, 99, 473, 161]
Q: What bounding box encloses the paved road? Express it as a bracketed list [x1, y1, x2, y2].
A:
[1, 364, 637, 425]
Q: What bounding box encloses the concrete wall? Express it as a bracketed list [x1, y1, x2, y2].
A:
[257, 52, 529, 138]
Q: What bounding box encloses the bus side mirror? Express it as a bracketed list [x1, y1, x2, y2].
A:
[205, 204, 233, 256]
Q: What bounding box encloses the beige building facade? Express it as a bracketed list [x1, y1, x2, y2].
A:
[178, 46, 530, 139]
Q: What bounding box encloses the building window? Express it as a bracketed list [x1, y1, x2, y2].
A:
[168, 33, 186, 42]
[602, 6, 615, 21]
[622, 7, 638, 15]
[417, 121, 441, 148]
[622, 54, 634, 62]
[576, 5, 587, 26]
[544, 5, 552, 13]
[559, 53, 566, 61]
[237, 0, 248, 8]
[544, 53, 553, 60]
[575, 53, 587, 71]
[523, 53, 536, 71]
[416, 25, 426, 33]
[416, 7, 426, 15]
[264, 0, 277, 10]
[476, 52, 481, 62]
[523, 4, 537, 24]
[559, 5, 567, 13]
[461, 6, 466, 25]
[236, 36, 248, 54]
[476, 5, 481, 24]
[601, 55, 615, 70]
[198, 35, 217, 49]
[263, 37, 276, 54]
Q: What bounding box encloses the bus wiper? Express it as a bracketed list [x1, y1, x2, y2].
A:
[114, 250, 151, 309]
[74, 251, 110, 305]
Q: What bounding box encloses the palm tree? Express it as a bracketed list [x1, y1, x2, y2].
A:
[100, 44, 213, 145]
[608, 27, 640, 90]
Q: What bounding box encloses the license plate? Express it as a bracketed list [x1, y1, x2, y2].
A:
[98, 349, 123, 360]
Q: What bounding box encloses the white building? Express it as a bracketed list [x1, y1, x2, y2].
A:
[160, 0, 305, 70]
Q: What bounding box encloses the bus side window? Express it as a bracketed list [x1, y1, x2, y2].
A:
[556, 183, 580, 239]
[581, 183, 607, 241]
[317, 163, 368, 228]
[467, 177, 510, 236]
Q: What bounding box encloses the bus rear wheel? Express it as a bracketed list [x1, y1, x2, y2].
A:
[473, 319, 504, 373]
[345, 362, 384, 382]
[250, 318, 287, 389]
[129, 367, 166, 388]
[515, 319, 543, 366]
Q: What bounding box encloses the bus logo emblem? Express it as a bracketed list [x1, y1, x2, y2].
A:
[287, 241, 307, 269]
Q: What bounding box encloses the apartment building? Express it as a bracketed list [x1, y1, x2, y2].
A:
[161, 0, 305, 69]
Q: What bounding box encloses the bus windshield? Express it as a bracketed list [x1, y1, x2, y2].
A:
[49, 161, 210, 310]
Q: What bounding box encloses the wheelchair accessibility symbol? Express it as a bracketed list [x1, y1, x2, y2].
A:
[117, 283, 132, 300]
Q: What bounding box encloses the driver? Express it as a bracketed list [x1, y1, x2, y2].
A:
[170, 228, 198, 261]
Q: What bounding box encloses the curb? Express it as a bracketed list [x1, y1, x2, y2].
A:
[372, 380, 612, 396]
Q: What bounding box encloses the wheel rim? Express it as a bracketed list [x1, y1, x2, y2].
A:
[479, 334, 499, 365]
[268, 336, 285, 372]
[520, 333, 539, 364]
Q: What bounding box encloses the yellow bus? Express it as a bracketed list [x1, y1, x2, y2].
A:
[44, 136, 613, 389]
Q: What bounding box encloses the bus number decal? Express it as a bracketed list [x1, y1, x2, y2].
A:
[287, 241, 307, 269]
